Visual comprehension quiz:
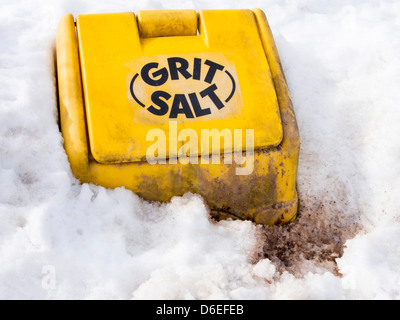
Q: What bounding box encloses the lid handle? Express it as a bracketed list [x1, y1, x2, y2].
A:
[137, 10, 198, 38]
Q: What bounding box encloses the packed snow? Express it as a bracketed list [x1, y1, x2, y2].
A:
[0, 0, 399, 300]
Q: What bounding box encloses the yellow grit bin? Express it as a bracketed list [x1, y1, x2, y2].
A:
[56, 9, 300, 225]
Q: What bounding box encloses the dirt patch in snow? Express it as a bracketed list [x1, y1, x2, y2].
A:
[259, 191, 361, 276]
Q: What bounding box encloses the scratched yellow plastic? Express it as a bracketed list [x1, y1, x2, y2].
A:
[56, 9, 300, 225]
[76, 10, 282, 163]
[137, 9, 198, 38]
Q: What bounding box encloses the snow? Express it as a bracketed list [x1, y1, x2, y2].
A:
[1, 0, 400, 300]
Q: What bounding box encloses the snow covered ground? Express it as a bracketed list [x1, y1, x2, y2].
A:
[0, 0, 400, 299]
